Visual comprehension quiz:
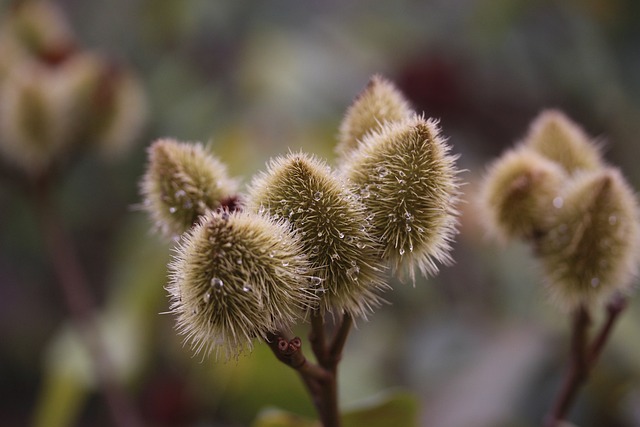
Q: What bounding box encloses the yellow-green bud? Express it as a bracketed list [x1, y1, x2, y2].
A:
[2, 0, 76, 65]
[523, 110, 603, 174]
[168, 210, 315, 358]
[341, 115, 460, 281]
[538, 168, 640, 310]
[479, 147, 567, 242]
[140, 139, 238, 238]
[247, 152, 387, 318]
[336, 74, 413, 162]
[0, 62, 73, 174]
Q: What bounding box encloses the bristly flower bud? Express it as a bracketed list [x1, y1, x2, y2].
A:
[341, 115, 460, 281]
[140, 139, 238, 238]
[538, 168, 640, 310]
[336, 74, 413, 162]
[0, 62, 73, 174]
[247, 152, 387, 318]
[523, 110, 603, 174]
[168, 210, 315, 358]
[479, 147, 567, 242]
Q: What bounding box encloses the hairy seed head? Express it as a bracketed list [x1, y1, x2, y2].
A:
[336, 74, 413, 162]
[247, 152, 387, 318]
[140, 139, 238, 238]
[523, 110, 603, 174]
[537, 168, 640, 310]
[479, 147, 567, 242]
[0, 62, 73, 174]
[168, 210, 315, 358]
[341, 115, 460, 281]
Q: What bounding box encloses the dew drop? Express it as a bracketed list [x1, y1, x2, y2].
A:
[409, 243, 414, 252]
[346, 265, 360, 281]
[282, 261, 290, 267]
[168, 206, 177, 214]
[203, 292, 211, 303]
[211, 277, 224, 289]
[399, 248, 405, 256]
[553, 197, 564, 209]
[313, 191, 323, 201]
[338, 232, 345, 239]
[175, 189, 186, 199]
[591, 277, 600, 288]
[405, 225, 412, 232]
[361, 187, 371, 199]
[309, 276, 323, 286]
[242, 285, 252, 292]
[317, 231, 324, 237]
[236, 257, 243, 265]
[269, 251, 275, 258]
[330, 253, 340, 261]
[377, 167, 388, 177]
[405, 212, 414, 222]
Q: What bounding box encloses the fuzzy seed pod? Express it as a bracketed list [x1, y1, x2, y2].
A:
[336, 74, 413, 162]
[0, 62, 74, 174]
[479, 147, 567, 242]
[538, 168, 640, 310]
[341, 115, 460, 281]
[247, 152, 387, 318]
[168, 210, 315, 358]
[2, 0, 76, 64]
[523, 110, 603, 174]
[140, 139, 238, 238]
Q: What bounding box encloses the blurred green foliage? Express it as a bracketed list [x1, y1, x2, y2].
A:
[2, 0, 640, 426]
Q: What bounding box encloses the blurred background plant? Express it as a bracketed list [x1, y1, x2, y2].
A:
[2, 1, 640, 426]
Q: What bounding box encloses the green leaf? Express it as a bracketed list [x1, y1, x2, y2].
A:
[341, 390, 420, 427]
[252, 408, 319, 427]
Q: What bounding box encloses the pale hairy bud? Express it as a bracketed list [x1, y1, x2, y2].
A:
[0, 62, 74, 174]
[479, 147, 567, 242]
[538, 168, 640, 310]
[247, 152, 387, 318]
[1, 0, 76, 64]
[342, 115, 460, 281]
[524, 110, 603, 174]
[336, 74, 413, 162]
[140, 139, 238, 238]
[168, 210, 315, 358]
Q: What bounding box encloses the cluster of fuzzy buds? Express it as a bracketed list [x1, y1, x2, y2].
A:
[0, 1, 146, 176]
[141, 75, 461, 357]
[480, 110, 640, 310]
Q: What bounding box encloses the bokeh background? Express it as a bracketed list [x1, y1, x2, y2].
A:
[2, 0, 640, 426]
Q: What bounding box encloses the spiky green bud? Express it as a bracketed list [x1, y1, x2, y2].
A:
[247, 152, 387, 317]
[168, 210, 315, 358]
[479, 147, 567, 242]
[523, 110, 603, 174]
[140, 139, 238, 238]
[336, 74, 413, 162]
[538, 168, 640, 310]
[341, 115, 460, 281]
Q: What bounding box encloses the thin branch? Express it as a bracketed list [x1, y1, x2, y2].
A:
[33, 180, 142, 427]
[588, 294, 627, 364]
[309, 310, 328, 366]
[544, 305, 591, 427]
[328, 312, 352, 369]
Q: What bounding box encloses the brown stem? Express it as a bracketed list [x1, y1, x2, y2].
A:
[544, 296, 628, 427]
[309, 310, 328, 366]
[544, 305, 591, 427]
[588, 294, 627, 365]
[32, 179, 142, 427]
[267, 311, 353, 427]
